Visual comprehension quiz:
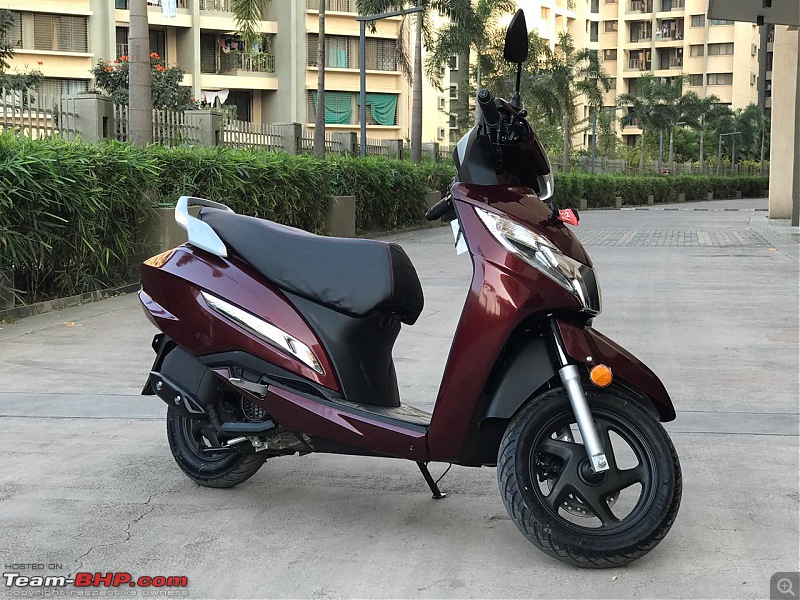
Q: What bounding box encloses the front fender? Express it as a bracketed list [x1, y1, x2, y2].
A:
[556, 320, 676, 422]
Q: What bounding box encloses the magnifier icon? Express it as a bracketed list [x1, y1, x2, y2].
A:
[778, 578, 796, 598]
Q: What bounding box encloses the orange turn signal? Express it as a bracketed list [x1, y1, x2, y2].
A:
[589, 364, 613, 387]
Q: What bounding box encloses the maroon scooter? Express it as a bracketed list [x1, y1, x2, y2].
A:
[139, 11, 681, 568]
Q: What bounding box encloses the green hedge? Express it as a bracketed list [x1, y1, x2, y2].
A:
[0, 137, 455, 305]
[553, 173, 769, 208]
[0, 134, 768, 306]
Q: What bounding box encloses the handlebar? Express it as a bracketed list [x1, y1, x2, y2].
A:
[425, 197, 453, 221]
[477, 89, 501, 128]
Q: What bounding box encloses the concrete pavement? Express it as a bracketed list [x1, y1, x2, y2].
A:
[0, 198, 797, 599]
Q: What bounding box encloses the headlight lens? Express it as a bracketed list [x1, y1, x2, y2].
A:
[475, 207, 601, 314]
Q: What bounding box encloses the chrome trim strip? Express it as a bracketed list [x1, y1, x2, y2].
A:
[200, 291, 325, 375]
[175, 196, 234, 258]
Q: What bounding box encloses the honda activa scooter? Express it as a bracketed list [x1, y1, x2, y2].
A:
[139, 10, 681, 568]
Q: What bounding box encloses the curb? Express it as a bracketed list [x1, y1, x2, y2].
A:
[0, 283, 140, 322]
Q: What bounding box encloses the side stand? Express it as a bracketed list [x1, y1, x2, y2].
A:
[417, 462, 447, 499]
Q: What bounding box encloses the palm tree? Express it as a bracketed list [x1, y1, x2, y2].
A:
[357, 0, 434, 163]
[424, 0, 515, 125]
[128, 0, 152, 146]
[480, 26, 564, 127]
[617, 74, 671, 172]
[550, 32, 611, 173]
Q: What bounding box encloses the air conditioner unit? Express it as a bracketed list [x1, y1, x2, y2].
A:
[751, 43, 758, 56]
[438, 96, 446, 110]
[437, 127, 446, 140]
[750, 72, 757, 85]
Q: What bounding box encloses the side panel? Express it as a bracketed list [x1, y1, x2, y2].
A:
[557, 320, 676, 422]
[140, 246, 340, 392]
[218, 374, 430, 462]
[427, 193, 584, 462]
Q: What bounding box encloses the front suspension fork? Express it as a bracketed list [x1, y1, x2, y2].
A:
[550, 319, 609, 473]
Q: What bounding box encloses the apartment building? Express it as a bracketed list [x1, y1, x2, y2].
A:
[1, 0, 409, 139]
[758, 22, 774, 118]
[580, 0, 760, 146]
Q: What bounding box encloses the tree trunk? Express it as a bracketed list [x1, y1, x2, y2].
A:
[128, 0, 152, 146]
[668, 127, 675, 174]
[699, 123, 704, 174]
[638, 127, 645, 173]
[313, 0, 326, 157]
[562, 114, 570, 173]
[410, 12, 422, 164]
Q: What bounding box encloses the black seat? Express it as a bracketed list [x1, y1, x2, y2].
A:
[199, 208, 424, 325]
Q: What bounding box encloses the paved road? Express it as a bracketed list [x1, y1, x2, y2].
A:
[0, 198, 797, 599]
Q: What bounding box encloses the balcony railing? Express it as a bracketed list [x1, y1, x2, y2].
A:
[668, 56, 683, 68]
[116, 43, 128, 59]
[626, 58, 651, 71]
[660, 0, 685, 11]
[630, 31, 652, 42]
[656, 27, 684, 40]
[306, 0, 355, 12]
[199, 0, 230, 11]
[117, 0, 189, 8]
[628, 0, 653, 13]
[219, 51, 275, 74]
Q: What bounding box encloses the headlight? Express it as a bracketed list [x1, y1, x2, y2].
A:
[475, 207, 601, 314]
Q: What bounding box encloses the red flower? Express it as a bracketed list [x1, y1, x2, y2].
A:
[150, 52, 160, 59]
[105, 66, 112, 72]
[155, 64, 165, 72]
[120, 55, 129, 61]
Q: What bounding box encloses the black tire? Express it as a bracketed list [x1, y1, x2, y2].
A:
[166, 406, 267, 488]
[497, 388, 681, 568]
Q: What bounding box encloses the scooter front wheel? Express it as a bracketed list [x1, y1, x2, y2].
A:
[497, 388, 681, 568]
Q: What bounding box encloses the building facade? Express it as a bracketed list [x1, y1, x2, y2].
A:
[1, 0, 410, 139]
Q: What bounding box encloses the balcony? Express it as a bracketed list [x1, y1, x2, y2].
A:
[668, 56, 683, 68]
[628, 0, 653, 13]
[116, 0, 189, 8]
[199, 0, 230, 11]
[226, 52, 274, 73]
[306, 0, 356, 12]
[630, 28, 652, 42]
[626, 56, 652, 71]
[660, 0, 684, 11]
[656, 19, 684, 41]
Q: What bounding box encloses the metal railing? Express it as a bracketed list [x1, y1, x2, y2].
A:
[0, 88, 79, 140]
[668, 56, 683, 68]
[628, 0, 653, 12]
[660, 0, 684, 10]
[218, 52, 275, 74]
[306, 0, 355, 12]
[117, 0, 189, 8]
[222, 118, 284, 151]
[116, 44, 128, 59]
[199, 0, 230, 11]
[630, 31, 652, 42]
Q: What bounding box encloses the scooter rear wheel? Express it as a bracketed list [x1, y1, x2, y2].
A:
[166, 407, 267, 488]
[497, 388, 681, 568]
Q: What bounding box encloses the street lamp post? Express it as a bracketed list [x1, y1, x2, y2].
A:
[590, 106, 625, 174]
[356, 6, 424, 158]
[717, 131, 741, 175]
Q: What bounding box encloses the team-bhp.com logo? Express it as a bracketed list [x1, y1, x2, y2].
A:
[4, 570, 188, 591]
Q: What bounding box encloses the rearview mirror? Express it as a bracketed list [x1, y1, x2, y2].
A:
[503, 9, 529, 64]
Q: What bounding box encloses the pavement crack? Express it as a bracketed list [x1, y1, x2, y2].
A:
[70, 491, 162, 576]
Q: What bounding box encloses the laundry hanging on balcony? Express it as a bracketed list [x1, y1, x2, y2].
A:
[161, 0, 177, 17]
[201, 89, 230, 107]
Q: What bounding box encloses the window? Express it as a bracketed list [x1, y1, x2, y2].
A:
[608, 77, 616, 89]
[437, 127, 446, 140]
[449, 114, 458, 129]
[0, 11, 22, 49]
[605, 0, 617, 3]
[448, 54, 458, 70]
[708, 43, 734, 55]
[31, 13, 88, 53]
[710, 19, 734, 25]
[590, 21, 598, 42]
[688, 74, 703, 86]
[690, 14, 705, 27]
[707, 72, 733, 85]
[604, 21, 618, 33]
[689, 44, 704, 57]
[449, 84, 458, 100]
[603, 49, 617, 61]
[150, 29, 166, 60]
[37, 77, 88, 97]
